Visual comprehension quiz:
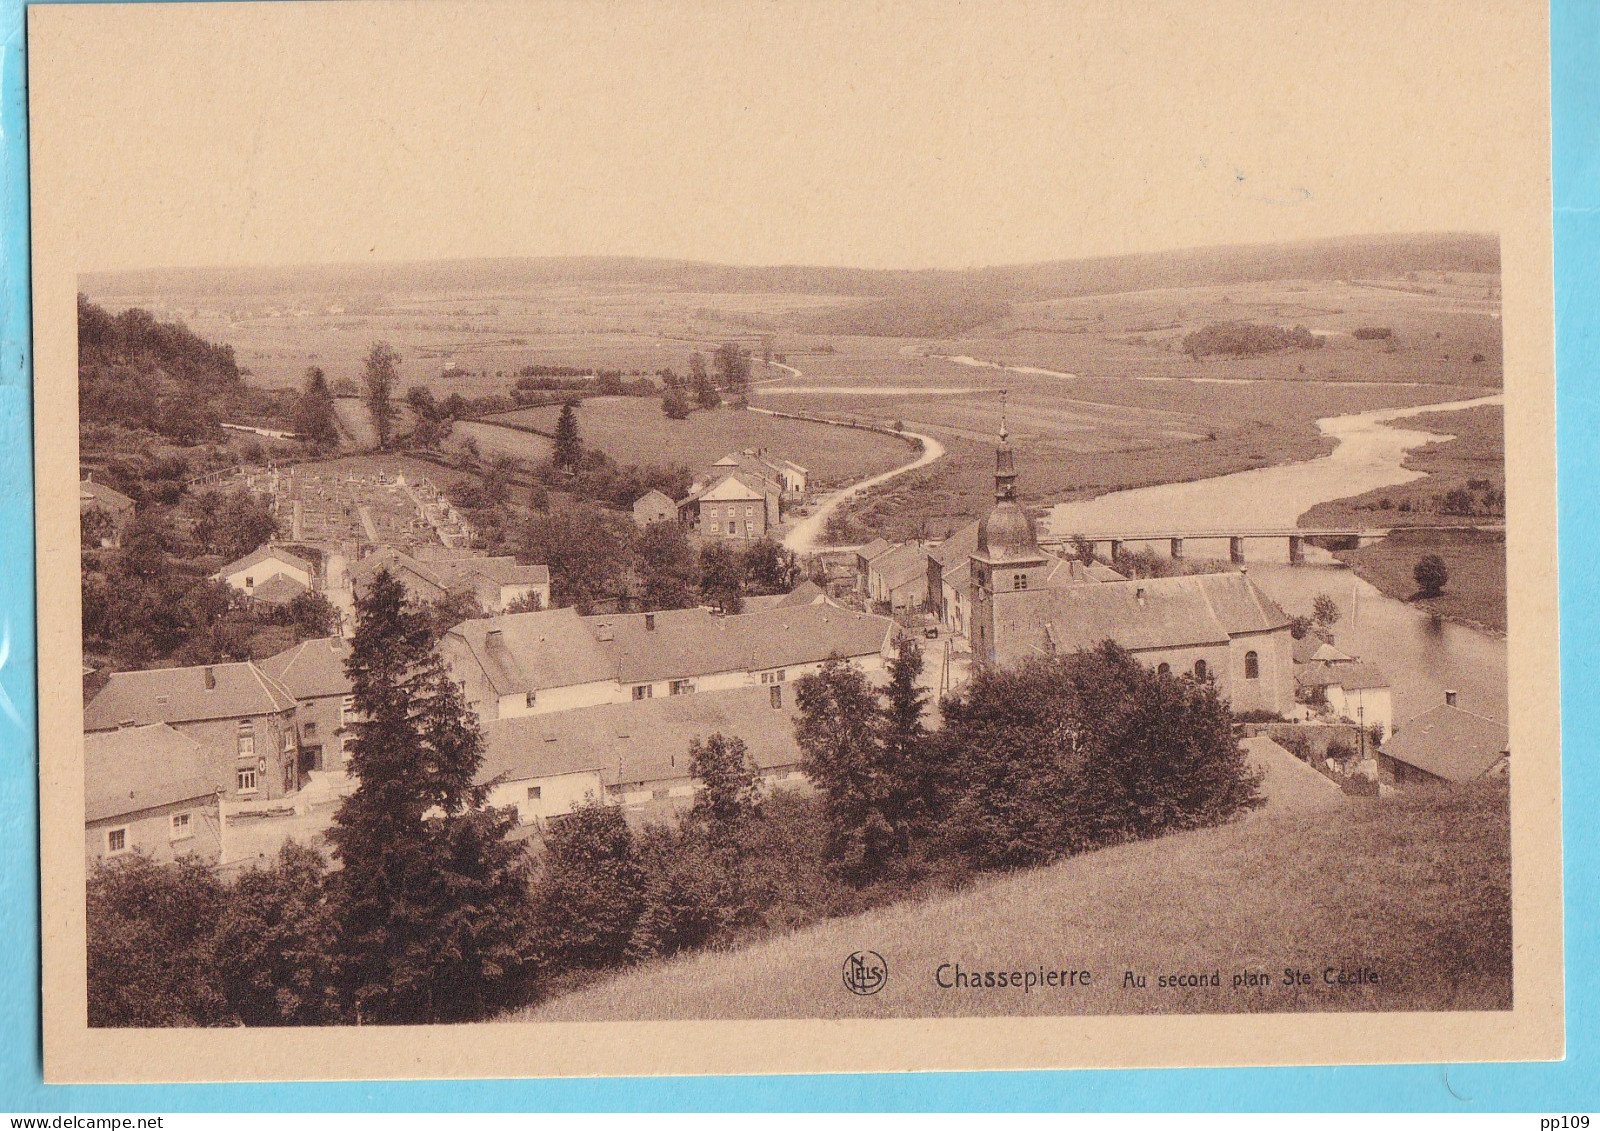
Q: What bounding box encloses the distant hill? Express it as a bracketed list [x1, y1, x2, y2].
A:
[82, 232, 1498, 308]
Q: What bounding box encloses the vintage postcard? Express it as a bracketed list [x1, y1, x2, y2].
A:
[30, 0, 1561, 1080]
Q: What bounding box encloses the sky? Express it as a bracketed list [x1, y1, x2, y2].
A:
[34, 0, 1542, 273]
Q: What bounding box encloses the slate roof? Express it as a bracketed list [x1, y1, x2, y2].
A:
[84, 661, 297, 731]
[250, 573, 310, 605]
[929, 520, 982, 568]
[1384, 703, 1509, 782]
[445, 607, 616, 696]
[869, 543, 932, 591]
[856, 538, 892, 564]
[992, 572, 1290, 664]
[80, 479, 135, 514]
[260, 636, 353, 701]
[216, 545, 312, 579]
[449, 603, 894, 695]
[85, 724, 219, 824]
[775, 580, 827, 608]
[585, 605, 892, 683]
[1295, 660, 1390, 692]
[480, 684, 806, 789]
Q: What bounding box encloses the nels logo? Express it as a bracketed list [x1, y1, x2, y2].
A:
[843, 950, 888, 996]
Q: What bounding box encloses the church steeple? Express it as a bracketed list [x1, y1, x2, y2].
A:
[994, 389, 1017, 503]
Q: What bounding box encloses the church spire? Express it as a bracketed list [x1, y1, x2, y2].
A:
[995, 389, 1017, 502]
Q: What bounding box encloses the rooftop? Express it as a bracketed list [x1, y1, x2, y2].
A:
[260, 636, 353, 701]
[1384, 703, 1510, 782]
[216, 545, 313, 579]
[84, 661, 297, 731]
[85, 724, 219, 824]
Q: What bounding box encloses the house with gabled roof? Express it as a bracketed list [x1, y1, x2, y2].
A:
[632, 489, 679, 528]
[80, 477, 136, 548]
[479, 684, 812, 826]
[85, 724, 223, 869]
[350, 546, 550, 613]
[440, 602, 895, 724]
[214, 545, 313, 599]
[84, 661, 302, 800]
[867, 542, 933, 611]
[1380, 692, 1509, 785]
[681, 471, 780, 540]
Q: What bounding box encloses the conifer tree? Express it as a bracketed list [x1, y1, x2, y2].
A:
[552, 402, 582, 470]
[328, 569, 533, 1023]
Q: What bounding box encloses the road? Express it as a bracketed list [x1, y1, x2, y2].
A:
[752, 410, 946, 554]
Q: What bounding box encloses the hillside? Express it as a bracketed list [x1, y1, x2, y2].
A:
[517, 781, 1510, 1021]
[82, 232, 1497, 307]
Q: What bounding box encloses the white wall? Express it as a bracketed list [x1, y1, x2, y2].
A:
[222, 556, 311, 595]
[496, 679, 627, 720]
[485, 769, 605, 825]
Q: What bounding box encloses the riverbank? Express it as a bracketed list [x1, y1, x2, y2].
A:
[1332, 528, 1507, 636]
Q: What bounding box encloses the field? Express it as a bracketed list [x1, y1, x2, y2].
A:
[458, 396, 914, 485]
[81, 241, 1503, 526]
[1334, 529, 1508, 635]
[516, 781, 1510, 1020]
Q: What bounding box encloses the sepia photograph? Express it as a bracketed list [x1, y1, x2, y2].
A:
[28, 0, 1561, 1079]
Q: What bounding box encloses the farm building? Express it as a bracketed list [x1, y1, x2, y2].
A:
[855, 538, 892, 592]
[1296, 657, 1394, 738]
[83, 661, 302, 801]
[710, 449, 807, 495]
[441, 602, 894, 724]
[478, 683, 809, 827]
[214, 546, 314, 599]
[632, 489, 679, 528]
[867, 543, 933, 612]
[1380, 693, 1509, 785]
[85, 724, 223, 870]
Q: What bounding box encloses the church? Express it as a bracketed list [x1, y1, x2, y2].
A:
[965, 403, 1297, 717]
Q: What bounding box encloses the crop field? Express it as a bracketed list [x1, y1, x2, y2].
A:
[518, 780, 1510, 1020]
[458, 397, 915, 485]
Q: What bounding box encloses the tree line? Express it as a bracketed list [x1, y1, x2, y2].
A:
[87, 572, 1260, 1026]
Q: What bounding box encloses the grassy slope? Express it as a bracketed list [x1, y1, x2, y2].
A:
[517, 782, 1510, 1022]
[1334, 530, 1508, 635]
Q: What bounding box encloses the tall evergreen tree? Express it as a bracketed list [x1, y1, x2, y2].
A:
[328, 569, 533, 1023]
[552, 402, 583, 470]
[880, 635, 938, 846]
[362, 342, 401, 450]
[293, 365, 341, 449]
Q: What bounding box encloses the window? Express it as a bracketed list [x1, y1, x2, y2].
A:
[237, 723, 255, 757]
[245, 575, 255, 588]
[669, 679, 695, 695]
[106, 828, 127, 854]
[760, 669, 787, 684]
[283, 730, 296, 752]
[745, 506, 754, 518]
[170, 812, 192, 841]
[1157, 663, 1171, 676]
[770, 685, 783, 709]
[632, 684, 653, 701]
[1014, 573, 1028, 590]
[237, 767, 258, 792]
[1244, 651, 1260, 679]
[524, 690, 537, 709]
[652, 788, 672, 801]
[526, 785, 542, 801]
[304, 721, 317, 737]
[710, 522, 720, 534]
[1194, 659, 1209, 680]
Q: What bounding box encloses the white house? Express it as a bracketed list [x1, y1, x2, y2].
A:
[214, 546, 313, 598]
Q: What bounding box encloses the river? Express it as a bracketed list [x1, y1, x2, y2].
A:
[1041, 393, 1509, 725]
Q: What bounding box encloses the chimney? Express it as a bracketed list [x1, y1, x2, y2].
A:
[485, 629, 504, 648]
[1136, 587, 1146, 607]
[203, 666, 217, 690]
[1445, 689, 1459, 708]
[644, 613, 656, 632]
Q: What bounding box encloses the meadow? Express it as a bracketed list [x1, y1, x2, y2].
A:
[517, 781, 1510, 1021]
[454, 396, 915, 486]
[1334, 529, 1508, 635]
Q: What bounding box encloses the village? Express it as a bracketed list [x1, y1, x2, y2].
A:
[79, 403, 1509, 877]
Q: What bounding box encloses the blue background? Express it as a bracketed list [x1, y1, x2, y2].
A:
[1, 0, 1596, 1112]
